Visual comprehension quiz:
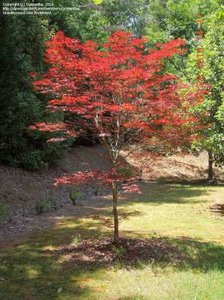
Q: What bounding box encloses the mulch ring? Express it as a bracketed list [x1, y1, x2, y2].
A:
[44, 237, 183, 267]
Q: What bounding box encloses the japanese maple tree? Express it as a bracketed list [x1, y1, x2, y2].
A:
[31, 31, 204, 242]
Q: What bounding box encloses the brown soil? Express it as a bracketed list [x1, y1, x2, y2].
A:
[0, 145, 111, 248]
[45, 237, 182, 267]
[123, 149, 224, 183]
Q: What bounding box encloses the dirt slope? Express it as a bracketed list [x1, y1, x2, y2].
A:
[124, 150, 224, 183]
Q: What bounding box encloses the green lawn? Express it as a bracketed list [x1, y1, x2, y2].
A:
[1, 184, 224, 300]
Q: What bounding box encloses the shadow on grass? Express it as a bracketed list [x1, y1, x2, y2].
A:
[170, 236, 224, 272]
[121, 183, 212, 205]
[1, 213, 224, 300]
[210, 203, 224, 217]
[0, 219, 104, 300]
[90, 209, 142, 228]
[156, 177, 224, 186]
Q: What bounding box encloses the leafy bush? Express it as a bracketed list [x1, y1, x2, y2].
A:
[0, 203, 11, 222]
[19, 150, 47, 170]
[117, 166, 134, 178]
[112, 245, 126, 259]
[35, 196, 58, 215]
[69, 188, 84, 205]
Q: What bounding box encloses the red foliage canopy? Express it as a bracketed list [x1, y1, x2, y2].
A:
[54, 169, 142, 194]
[31, 31, 206, 188]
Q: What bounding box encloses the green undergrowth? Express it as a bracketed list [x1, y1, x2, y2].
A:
[0, 184, 224, 299]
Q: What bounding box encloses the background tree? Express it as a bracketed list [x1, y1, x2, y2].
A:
[0, 1, 107, 169]
[101, 0, 151, 37]
[145, 0, 220, 76]
[0, 15, 48, 169]
[186, 9, 224, 181]
[49, 0, 109, 42]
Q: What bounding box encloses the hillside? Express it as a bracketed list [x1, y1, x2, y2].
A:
[0, 145, 223, 247]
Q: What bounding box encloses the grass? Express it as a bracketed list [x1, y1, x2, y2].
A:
[0, 183, 224, 299]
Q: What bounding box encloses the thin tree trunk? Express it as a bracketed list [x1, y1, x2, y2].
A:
[208, 150, 214, 182]
[112, 181, 119, 243]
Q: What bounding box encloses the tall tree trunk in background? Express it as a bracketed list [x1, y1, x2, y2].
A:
[112, 181, 119, 243]
[208, 150, 214, 182]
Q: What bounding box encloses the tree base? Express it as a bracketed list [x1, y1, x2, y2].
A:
[47, 237, 182, 267]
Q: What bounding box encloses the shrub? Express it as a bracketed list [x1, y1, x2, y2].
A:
[94, 185, 100, 196]
[112, 245, 126, 259]
[0, 203, 11, 222]
[117, 166, 134, 178]
[35, 196, 58, 215]
[69, 188, 84, 205]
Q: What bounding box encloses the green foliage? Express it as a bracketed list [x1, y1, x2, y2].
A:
[117, 166, 134, 178]
[136, 0, 224, 168]
[0, 16, 42, 168]
[0, 203, 11, 223]
[35, 196, 58, 215]
[146, 0, 220, 76]
[186, 8, 224, 166]
[147, 0, 220, 42]
[112, 245, 126, 259]
[49, 0, 109, 42]
[69, 188, 84, 205]
[0, 14, 72, 169]
[102, 0, 151, 37]
[93, 0, 104, 4]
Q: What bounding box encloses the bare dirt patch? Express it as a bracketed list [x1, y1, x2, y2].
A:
[123, 150, 224, 183]
[0, 145, 111, 248]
